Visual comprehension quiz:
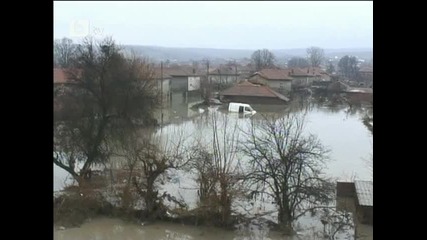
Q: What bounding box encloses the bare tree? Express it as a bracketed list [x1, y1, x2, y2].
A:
[307, 46, 325, 67]
[241, 113, 334, 234]
[326, 62, 335, 74]
[54, 37, 160, 187]
[190, 112, 243, 226]
[320, 208, 354, 240]
[113, 125, 191, 220]
[288, 57, 310, 68]
[338, 55, 359, 80]
[251, 49, 276, 71]
[54, 38, 76, 68]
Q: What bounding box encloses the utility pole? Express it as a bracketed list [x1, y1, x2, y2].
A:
[206, 60, 210, 100]
[218, 68, 221, 92]
[161, 61, 163, 125]
[234, 60, 238, 83]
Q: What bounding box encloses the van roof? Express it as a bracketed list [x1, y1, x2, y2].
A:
[230, 102, 251, 106]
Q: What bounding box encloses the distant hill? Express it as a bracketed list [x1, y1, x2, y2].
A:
[122, 45, 373, 62]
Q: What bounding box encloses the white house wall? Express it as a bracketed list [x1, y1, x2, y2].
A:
[188, 76, 201, 91]
[267, 80, 292, 94]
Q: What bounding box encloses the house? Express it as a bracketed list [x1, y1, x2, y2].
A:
[220, 80, 289, 104]
[336, 180, 373, 225]
[54, 68, 81, 120]
[248, 69, 293, 95]
[358, 66, 373, 87]
[343, 87, 373, 103]
[152, 67, 172, 100]
[163, 67, 202, 93]
[54, 68, 70, 85]
[236, 65, 253, 81]
[359, 66, 373, 78]
[208, 65, 239, 90]
[288, 67, 325, 89]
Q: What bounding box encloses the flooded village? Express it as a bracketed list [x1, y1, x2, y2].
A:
[54, 2, 372, 240]
[54, 48, 373, 240]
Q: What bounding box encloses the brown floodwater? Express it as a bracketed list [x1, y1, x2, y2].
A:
[54, 217, 295, 240]
[54, 94, 371, 240]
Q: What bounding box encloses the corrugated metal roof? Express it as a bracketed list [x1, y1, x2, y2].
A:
[354, 180, 373, 207]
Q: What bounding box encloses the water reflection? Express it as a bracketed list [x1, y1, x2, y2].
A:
[54, 93, 370, 239]
[55, 92, 372, 191]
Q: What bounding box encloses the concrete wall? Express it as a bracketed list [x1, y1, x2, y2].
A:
[267, 80, 292, 94]
[170, 76, 188, 92]
[357, 206, 373, 225]
[209, 75, 238, 85]
[337, 182, 356, 198]
[188, 76, 201, 91]
[291, 76, 316, 89]
[248, 75, 292, 94]
[210, 75, 238, 91]
[155, 78, 171, 96]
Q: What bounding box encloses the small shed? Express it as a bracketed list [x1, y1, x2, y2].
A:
[337, 180, 373, 225]
[354, 180, 373, 225]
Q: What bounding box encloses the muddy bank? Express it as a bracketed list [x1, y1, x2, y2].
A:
[54, 190, 279, 232]
[54, 191, 291, 240]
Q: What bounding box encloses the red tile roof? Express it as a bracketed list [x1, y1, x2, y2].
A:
[54, 68, 68, 83]
[256, 69, 293, 80]
[152, 67, 172, 79]
[54, 68, 82, 84]
[162, 67, 194, 77]
[289, 67, 322, 77]
[221, 81, 289, 101]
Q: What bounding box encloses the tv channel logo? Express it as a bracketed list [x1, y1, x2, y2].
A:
[69, 20, 90, 37]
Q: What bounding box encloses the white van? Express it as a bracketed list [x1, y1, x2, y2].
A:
[228, 102, 257, 115]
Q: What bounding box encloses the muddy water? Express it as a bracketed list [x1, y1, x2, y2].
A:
[54, 95, 371, 239]
[54, 217, 292, 240]
[54, 95, 373, 191]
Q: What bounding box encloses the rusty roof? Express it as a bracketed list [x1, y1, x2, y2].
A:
[256, 69, 293, 80]
[290, 67, 322, 77]
[54, 68, 75, 84]
[152, 67, 172, 79]
[220, 81, 289, 101]
[354, 180, 373, 207]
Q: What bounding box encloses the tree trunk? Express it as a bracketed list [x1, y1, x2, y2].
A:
[278, 200, 294, 235]
[278, 210, 294, 234]
[220, 181, 231, 225]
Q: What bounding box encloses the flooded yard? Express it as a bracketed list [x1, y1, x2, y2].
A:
[54, 94, 372, 239]
[54, 217, 302, 240]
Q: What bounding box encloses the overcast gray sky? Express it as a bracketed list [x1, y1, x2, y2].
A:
[54, 1, 373, 50]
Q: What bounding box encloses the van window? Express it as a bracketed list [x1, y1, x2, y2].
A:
[239, 106, 244, 113]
